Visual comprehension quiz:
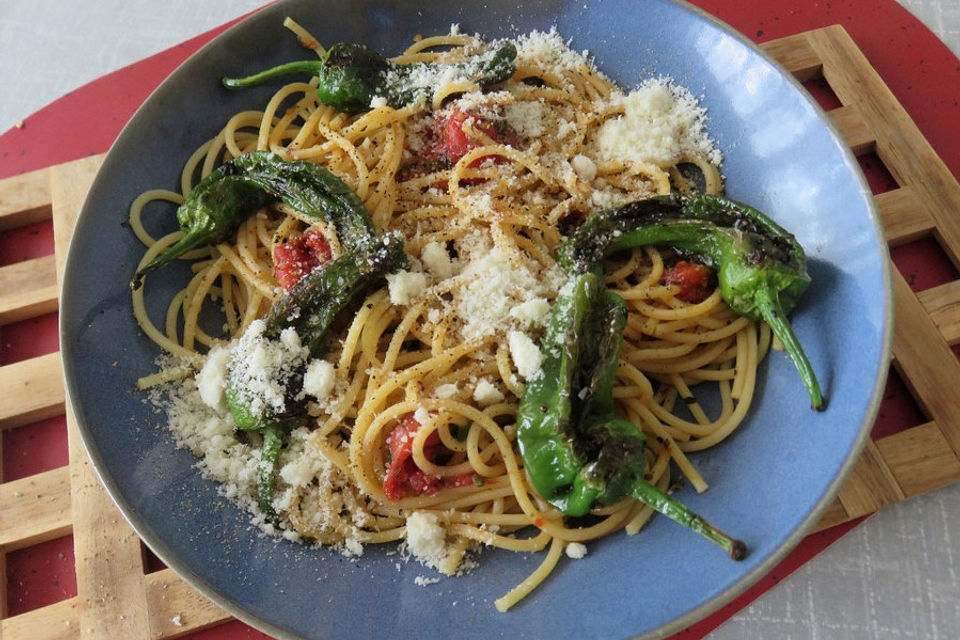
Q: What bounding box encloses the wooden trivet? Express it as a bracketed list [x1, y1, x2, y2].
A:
[1, 24, 959, 639]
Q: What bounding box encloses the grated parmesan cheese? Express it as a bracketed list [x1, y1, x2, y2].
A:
[196, 344, 231, 412]
[508, 297, 551, 328]
[508, 331, 543, 381]
[420, 241, 456, 280]
[594, 78, 721, 167]
[455, 233, 562, 341]
[302, 359, 336, 401]
[514, 29, 592, 74]
[433, 383, 459, 399]
[565, 542, 588, 559]
[227, 320, 308, 418]
[405, 511, 451, 570]
[473, 378, 505, 405]
[387, 270, 428, 305]
[571, 154, 598, 182]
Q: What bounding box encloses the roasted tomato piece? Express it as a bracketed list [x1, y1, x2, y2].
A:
[662, 260, 716, 303]
[441, 108, 517, 165]
[273, 229, 333, 291]
[383, 413, 474, 501]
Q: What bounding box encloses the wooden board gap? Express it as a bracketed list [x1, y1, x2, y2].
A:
[4, 534, 76, 618]
[890, 236, 960, 293]
[2, 416, 69, 484]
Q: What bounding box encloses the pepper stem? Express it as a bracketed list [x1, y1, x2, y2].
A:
[131, 232, 210, 290]
[222, 60, 326, 90]
[757, 289, 825, 410]
[258, 423, 286, 518]
[630, 479, 746, 560]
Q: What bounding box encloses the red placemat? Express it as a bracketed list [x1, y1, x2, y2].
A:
[2, 1, 958, 637]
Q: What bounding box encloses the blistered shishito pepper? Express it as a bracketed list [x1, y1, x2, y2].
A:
[517, 272, 746, 559]
[131, 151, 377, 289]
[558, 193, 824, 410]
[222, 41, 517, 113]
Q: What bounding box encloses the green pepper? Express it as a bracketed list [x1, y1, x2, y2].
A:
[222, 41, 517, 113]
[131, 151, 377, 289]
[558, 193, 824, 410]
[517, 272, 746, 559]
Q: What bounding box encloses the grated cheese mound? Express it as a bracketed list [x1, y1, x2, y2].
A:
[514, 28, 593, 74]
[594, 77, 722, 167]
[227, 320, 307, 418]
[455, 232, 562, 341]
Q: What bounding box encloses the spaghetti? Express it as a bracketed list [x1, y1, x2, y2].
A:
[133, 21, 771, 611]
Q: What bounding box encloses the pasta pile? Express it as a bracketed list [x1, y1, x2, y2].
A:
[132, 20, 769, 611]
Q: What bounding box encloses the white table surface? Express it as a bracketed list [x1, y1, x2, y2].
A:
[2, 2, 958, 638]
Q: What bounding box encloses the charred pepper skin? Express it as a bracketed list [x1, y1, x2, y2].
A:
[222, 41, 518, 113]
[516, 273, 746, 558]
[558, 193, 824, 410]
[130, 151, 378, 287]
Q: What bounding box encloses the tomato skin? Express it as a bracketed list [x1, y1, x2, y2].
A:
[383, 413, 474, 501]
[397, 108, 518, 188]
[662, 260, 716, 303]
[272, 229, 332, 291]
[442, 108, 518, 163]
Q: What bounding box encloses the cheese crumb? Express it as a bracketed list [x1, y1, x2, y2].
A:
[508, 331, 543, 380]
[565, 542, 588, 559]
[406, 511, 450, 570]
[387, 271, 428, 305]
[571, 154, 597, 182]
[473, 378, 505, 405]
[196, 345, 231, 412]
[302, 359, 336, 401]
[508, 297, 551, 328]
[413, 407, 431, 425]
[414, 575, 441, 587]
[421, 241, 456, 280]
[434, 383, 459, 399]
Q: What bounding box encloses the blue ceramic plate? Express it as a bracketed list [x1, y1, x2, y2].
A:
[61, 1, 892, 638]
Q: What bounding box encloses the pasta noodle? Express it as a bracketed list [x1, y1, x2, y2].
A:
[133, 21, 767, 610]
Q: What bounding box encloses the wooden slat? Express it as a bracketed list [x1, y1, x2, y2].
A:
[812, 497, 852, 532]
[826, 103, 875, 155]
[0, 598, 79, 640]
[0, 466, 72, 550]
[49, 155, 103, 281]
[49, 152, 154, 638]
[0, 353, 65, 430]
[145, 570, 230, 637]
[874, 186, 936, 245]
[876, 422, 960, 498]
[0, 165, 52, 230]
[889, 270, 960, 456]
[760, 33, 823, 81]
[0, 255, 59, 325]
[67, 414, 152, 638]
[835, 439, 906, 518]
[917, 280, 960, 346]
[808, 25, 960, 269]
